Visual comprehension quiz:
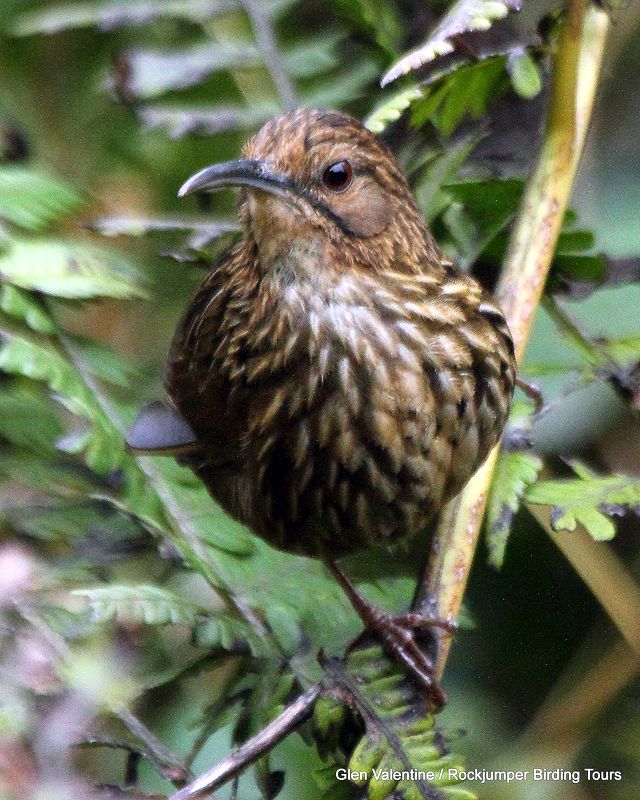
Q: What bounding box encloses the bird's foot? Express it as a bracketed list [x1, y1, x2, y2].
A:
[328, 561, 456, 711]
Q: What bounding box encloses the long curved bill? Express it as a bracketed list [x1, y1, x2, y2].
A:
[178, 159, 299, 201]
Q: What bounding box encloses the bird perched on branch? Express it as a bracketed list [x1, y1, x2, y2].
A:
[127, 108, 516, 707]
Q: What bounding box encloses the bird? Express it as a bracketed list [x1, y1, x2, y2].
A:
[127, 108, 516, 707]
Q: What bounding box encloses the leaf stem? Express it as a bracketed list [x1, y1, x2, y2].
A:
[415, 0, 610, 676]
[542, 293, 604, 366]
[167, 685, 321, 800]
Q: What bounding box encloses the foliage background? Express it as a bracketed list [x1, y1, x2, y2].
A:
[0, 1, 639, 799]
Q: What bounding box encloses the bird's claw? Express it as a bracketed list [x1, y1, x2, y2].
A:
[328, 561, 452, 711]
[351, 608, 449, 711]
[392, 611, 458, 637]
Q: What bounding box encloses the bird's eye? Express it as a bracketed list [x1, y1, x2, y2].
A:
[322, 160, 353, 192]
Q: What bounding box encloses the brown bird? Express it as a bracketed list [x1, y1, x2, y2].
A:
[128, 108, 516, 706]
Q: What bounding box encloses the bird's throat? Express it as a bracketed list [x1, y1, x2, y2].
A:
[248, 191, 332, 280]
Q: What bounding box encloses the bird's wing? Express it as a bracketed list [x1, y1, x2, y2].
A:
[162, 246, 250, 470]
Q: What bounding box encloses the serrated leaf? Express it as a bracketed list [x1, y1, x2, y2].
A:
[366, 86, 423, 133]
[382, 0, 522, 86]
[316, 646, 476, 800]
[0, 451, 94, 498]
[486, 449, 543, 568]
[195, 615, 266, 657]
[74, 584, 204, 626]
[526, 462, 640, 541]
[129, 456, 362, 655]
[12, 0, 236, 35]
[0, 239, 145, 299]
[332, 0, 402, 58]
[5, 501, 141, 546]
[0, 167, 83, 231]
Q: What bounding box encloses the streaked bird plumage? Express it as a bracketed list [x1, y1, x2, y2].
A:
[149, 108, 516, 559]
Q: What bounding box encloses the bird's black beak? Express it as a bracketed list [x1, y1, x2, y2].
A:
[178, 159, 299, 202]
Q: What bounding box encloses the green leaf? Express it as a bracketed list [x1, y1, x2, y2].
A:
[195, 614, 266, 657]
[0, 321, 125, 473]
[486, 449, 543, 568]
[0, 167, 83, 231]
[136, 104, 276, 139]
[526, 462, 640, 541]
[74, 584, 204, 626]
[332, 0, 403, 58]
[413, 136, 481, 223]
[12, 0, 236, 35]
[285, 32, 345, 79]
[601, 336, 640, 368]
[506, 51, 542, 99]
[382, 0, 522, 85]
[0, 381, 64, 453]
[410, 57, 508, 138]
[5, 501, 141, 545]
[0, 452, 94, 497]
[551, 254, 607, 285]
[315, 646, 477, 800]
[117, 42, 261, 99]
[0, 284, 56, 333]
[128, 456, 363, 655]
[366, 86, 423, 134]
[439, 178, 523, 266]
[0, 239, 145, 299]
[555, 230, 596, 253]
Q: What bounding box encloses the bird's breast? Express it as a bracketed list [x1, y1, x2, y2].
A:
[238, 279, 505, 557]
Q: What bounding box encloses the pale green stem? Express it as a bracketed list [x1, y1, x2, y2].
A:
[416, 1, 610, 677]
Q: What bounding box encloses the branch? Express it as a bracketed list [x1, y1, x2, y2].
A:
[15, 602, 191, 786]
[167, 685, 321, 800]
[240, 0, 298, 111]
[415, 0, 610, 676]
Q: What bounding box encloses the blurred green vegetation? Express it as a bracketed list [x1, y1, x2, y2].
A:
[0, 2, 639, 800]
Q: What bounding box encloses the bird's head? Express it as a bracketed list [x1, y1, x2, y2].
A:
[179, 108, 440, 275]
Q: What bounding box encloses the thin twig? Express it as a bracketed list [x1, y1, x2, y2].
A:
[15, 602, 191, 785]
[168, 685, 321, 800]
[542, 294, 603, 366]
[240, 0, 298, 111]
[415, 0, 610, 676]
